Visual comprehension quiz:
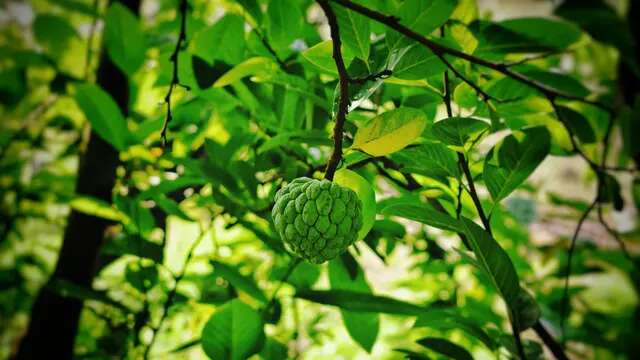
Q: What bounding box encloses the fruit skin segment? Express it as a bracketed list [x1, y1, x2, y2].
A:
[272, 177, 363, 264]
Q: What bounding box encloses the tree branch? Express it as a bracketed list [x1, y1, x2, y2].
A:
[329, 0, 613, 113]
[160, 0, 189, 147]
[441, 36, 526, 358]
[533, 322, 569, 360]
[560, 198, 597, 343]
[318, 0, 350, 180]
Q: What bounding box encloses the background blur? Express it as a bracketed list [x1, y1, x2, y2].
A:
[1, 0, 638, 359]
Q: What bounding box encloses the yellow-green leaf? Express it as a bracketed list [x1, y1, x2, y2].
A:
[70, 196, 128, 222]
[301, 40, 354, 75]
[352, 108, 427, 156]
[334, 168, 375, 240]
[213, 57, 278, 87]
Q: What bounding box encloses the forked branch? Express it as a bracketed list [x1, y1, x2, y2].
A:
[317, 0, 350, 180]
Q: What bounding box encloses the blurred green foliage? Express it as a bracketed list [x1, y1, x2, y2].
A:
[1, 0, 639, 359]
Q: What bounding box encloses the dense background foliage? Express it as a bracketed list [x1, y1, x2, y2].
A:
[1, 0, 639, 358]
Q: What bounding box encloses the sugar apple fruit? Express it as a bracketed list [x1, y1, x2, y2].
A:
[272, 177, 363, 264]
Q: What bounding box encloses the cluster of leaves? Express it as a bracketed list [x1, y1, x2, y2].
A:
[1, 0, 639, 359]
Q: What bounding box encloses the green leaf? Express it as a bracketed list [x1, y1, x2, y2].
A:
[483, 126, 550, 202]
[414, 308, 495, 349]
[381, 203, 463, 233]
[459, 218, 520, 309]
[513, 288, 541, 332]
[417, 337, 473, 360]
[556, 106, 596, 143]
[454, 82, 478, 109]
[301, 40, 354, 75]
[211, 261, 268, 304]
[193, 14, 245, 65]
[266, 0, 303, 51]
[74, 83, 130, 151]
[259, 337, 288, 360]
[387, 0, 457, 50]
[556, 0, 638, 76]
[296, 289, 428, 315]
[329, 257, 379, 352]
[334, 168, 376, 241]
[152, 194, 193, 222]
[278, 261, 321, 289]
[201, 299, 265, 360]
[236, 0, 262, 24]
[33, 14, 78, 58]
[599, 173, 624, 211]
[485, 76, 535, 102]
[431, 117, 489, 148]
[474, 17, 581, 56]
[393, 142, 460, 184]
[47, 278, 129, 311]
[335, 6, 370, 61]
[500, 17, 581, 50]
[352, 108, 428, 156]
[522, 69, 589, 98]
[393, 44, 445, 80]
[70, 196, 127, 222]
[618, 100, 640, 158]
[104, 2, 145, 75]
[125, 261, 158, 293]
[213, 57, 278, 87]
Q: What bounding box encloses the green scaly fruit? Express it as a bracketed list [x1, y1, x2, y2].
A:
[272, 177, 363, 264]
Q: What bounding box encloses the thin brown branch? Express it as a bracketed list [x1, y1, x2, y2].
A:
[560, 198, 597, 343]
[318, 0, 350, 180]
[160, 0, 189, 147]
[329, 0, 613, 113]
[504, 51, 565, 67]
[533, 322, 569, 360]
[439, 54, 494, 102]
[441, 40, 526, 358]
[253, 27, 288, 70]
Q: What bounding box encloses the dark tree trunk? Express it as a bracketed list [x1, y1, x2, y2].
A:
[15, 1, 139, 358]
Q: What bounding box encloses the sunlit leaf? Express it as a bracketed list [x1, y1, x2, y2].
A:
[213, 57, 278, 87]
[193, 14, 245, 65]
[387, 0, 457, 50]
[352, 108, 428, 156]
[301, 40, 354, 75]
[335, 6, 370, 61]
[334, 168, 375, 240]
[266, 0, 303, 51]
[393, 44, 445, 80]
[70, 196, 127, 222]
